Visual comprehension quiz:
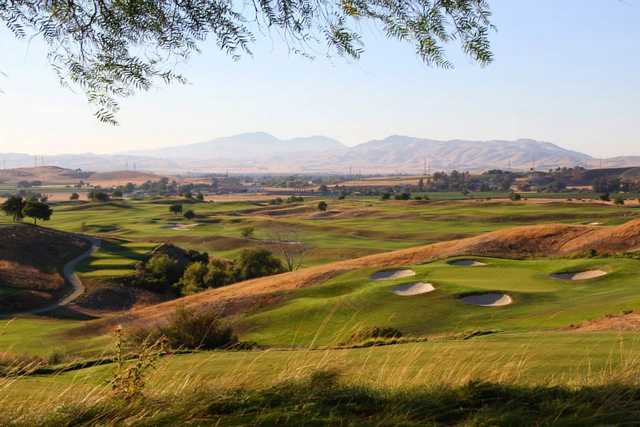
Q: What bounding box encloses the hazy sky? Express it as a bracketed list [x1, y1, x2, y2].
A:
[1, 0, 638, 157]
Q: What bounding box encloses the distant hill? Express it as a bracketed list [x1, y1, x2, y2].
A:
[322, 136, 594, 173]
[1, 133, 639, 173]
[127, 132, 347, 160]
[0, 166, 163, 186]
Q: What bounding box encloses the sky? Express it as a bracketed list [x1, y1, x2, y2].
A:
[0, 0, 639, 157]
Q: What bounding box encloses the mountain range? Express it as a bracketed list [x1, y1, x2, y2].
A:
[2, 133, 639, 174]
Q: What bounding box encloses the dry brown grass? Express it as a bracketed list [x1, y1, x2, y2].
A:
[76, 219, 640, 335]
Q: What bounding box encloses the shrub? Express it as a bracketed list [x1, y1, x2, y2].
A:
[204, 259, 236, 288]
[183, 209, 196, 219]
[169, 204, 183, 215]
[600, 193, 611, 202]
[130, 307, 238, 350]
[241, 226, 255, 239]
[317, 201, 328, 211]
[70, 192, 80, 201]
[235, 248, 285, 281]
[394, 192, 411, 200]
[381, 193, 391, 200]
[510, 192, 522, 201]
[343, 326, 403, 345]
[177, 262, 209, 295]
[614, 197, 625, 205]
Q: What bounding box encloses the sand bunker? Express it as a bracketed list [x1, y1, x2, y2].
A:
[370, 269, 416, 281]
[551, 270, 608, 281]
[460, 292, 512, 307]
[163, 223, 201, 231]
[392, 282, 435, 296]
[448, 259, 487, 267]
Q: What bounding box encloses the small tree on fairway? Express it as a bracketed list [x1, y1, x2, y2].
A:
[22, 201, 53, 225]
[170, 204, 183, 216]
[1, 196, 25, 222]
[241, 227, 255, 239]
[184, 210, 196, 220]
[317, 201, 328, 211]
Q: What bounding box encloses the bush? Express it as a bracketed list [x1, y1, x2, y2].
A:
[240, 226, 255, 239]
[614, 197, 625, 205]
[394, 192, 411, 200]
[510, 192, 522, 201]
[177, 262, 209, 295]
[317, 201, 328, 211]
[184, 209, 196, 219]
[381, 193, 391, 200]
[343, 326, 402, 345]
[600, 193, 611, 202]
[235, 248, 285, 281]
[130, 307, 238, 350]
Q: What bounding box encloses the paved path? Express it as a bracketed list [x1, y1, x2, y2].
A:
[28, 237, 101, 315]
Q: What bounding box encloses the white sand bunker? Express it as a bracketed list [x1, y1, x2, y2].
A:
[371, 269, 416, 281]
[163, 223, 201, 231]
[392, 282, 435, 296]
[551, 270, 608, 281]
[460, 292, 513, 307]
[448, 259, 487, 267]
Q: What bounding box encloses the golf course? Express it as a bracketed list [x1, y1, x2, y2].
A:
[2, 194, 640, 424]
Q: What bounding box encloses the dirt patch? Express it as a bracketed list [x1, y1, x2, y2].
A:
[550, 270, 608, 281]
[568, 312, 640, 332]
[460, 293, 512, 307]
[448, 259, 487, 267]
[392, 282, 435, 296]
[370, 269, 416, 281]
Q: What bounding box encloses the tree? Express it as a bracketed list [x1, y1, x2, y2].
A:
[183, 209, 196, 220]
[70, 192, 80, 201]
[178, 262, 209, 295]
[88, 190, 110, 202]
[169, 204, 183, 216]
[317, 201, 328, 211]
[268, 230, 309, 272]
[112, 189, 124, 198]
[241, 227, 255, 239]
[235, 248, 284, 281]
[22, 201, 53, 225]
[2, 1, 494, 123]
[196, 193, 205, 202]
[1, 196, 25, 222]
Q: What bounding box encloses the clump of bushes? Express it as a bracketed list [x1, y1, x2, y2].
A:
[133, 245, 285, 296]
[129, 307, 238, 350]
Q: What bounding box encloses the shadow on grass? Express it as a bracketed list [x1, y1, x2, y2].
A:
[13, 370, 640, 425]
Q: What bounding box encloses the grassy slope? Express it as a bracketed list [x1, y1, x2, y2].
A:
[238, 257, 640, 346]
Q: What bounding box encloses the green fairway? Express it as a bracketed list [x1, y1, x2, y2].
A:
[237, 257, 640, 347]
[2, 197, 638, 269]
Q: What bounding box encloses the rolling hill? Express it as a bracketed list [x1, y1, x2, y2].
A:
[2, 133, 639, 173]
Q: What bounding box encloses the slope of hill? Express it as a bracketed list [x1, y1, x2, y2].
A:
[128, 132, 347, 160]
[326, 136, 593, 172]
[0, 167, 164, 187]
[79, 219, 640, 333]
[0, 224, 90, 312]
